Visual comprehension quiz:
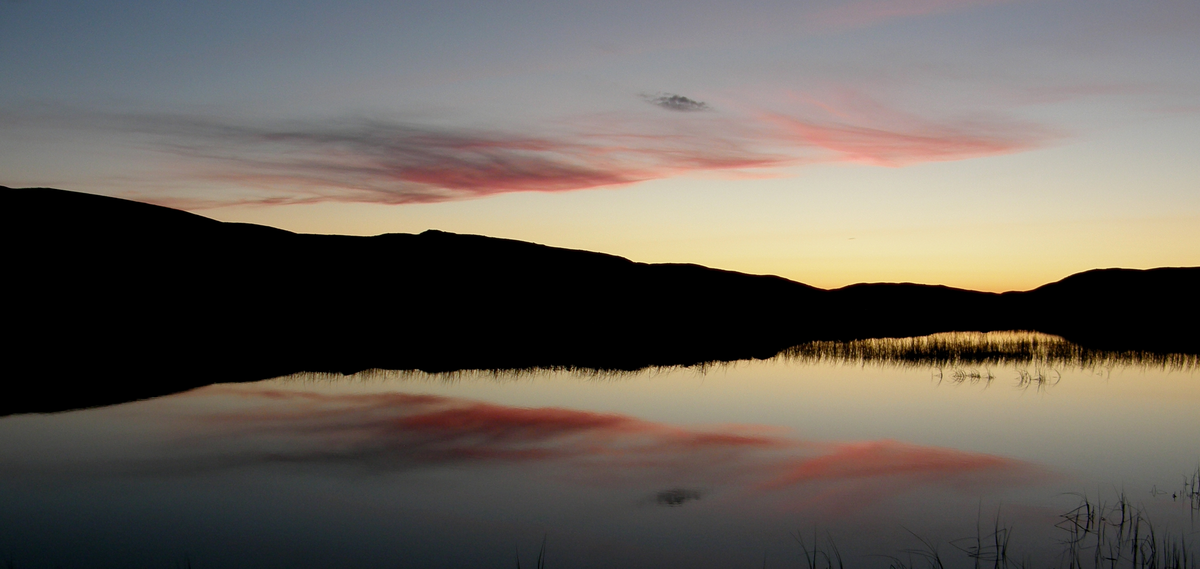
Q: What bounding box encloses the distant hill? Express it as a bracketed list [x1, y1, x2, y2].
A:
[4, 186, 1196, 414]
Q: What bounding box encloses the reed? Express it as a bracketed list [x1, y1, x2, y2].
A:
[879, 529, 947, 569]
[949, 506, 1014, 569]
[1047, 491, 1191, 569]
[796, 529, 845, 569]
[1185, 466, 1200, 517]
[272, 331, 1196, 388]
[515, 535, 547, 569]
[797, 486, 1198, 569]
[779, 331, 1198, 372]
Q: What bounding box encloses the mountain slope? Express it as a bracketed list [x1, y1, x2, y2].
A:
[5, 186, 1196, 414]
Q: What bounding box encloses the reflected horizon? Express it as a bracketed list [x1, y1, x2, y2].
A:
[2, 339, 1196, 568]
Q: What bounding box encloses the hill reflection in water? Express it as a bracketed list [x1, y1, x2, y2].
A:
[1, 331, 1196, 569]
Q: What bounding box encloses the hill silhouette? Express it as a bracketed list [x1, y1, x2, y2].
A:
[4, 186, 1196, 415]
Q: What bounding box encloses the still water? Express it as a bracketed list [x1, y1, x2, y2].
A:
[1, 333, 1197, 568]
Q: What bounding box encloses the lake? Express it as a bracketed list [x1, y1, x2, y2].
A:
[1, 332, 1197, 568]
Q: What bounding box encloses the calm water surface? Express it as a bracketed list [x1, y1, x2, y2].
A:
[2, 334, 1197, 568]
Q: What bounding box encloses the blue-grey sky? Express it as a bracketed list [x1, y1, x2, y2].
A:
[3, 0, 1198, 289]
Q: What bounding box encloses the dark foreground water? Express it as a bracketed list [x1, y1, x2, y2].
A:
[1, 333, 1197, 568]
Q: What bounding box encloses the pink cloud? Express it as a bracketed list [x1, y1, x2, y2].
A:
[17, 100, 1054, 207]
[764, 112, 1045, 166]
[758, 88, 1056, 166]
[126, 114, 792, 208]
[150, 103, 1048, 206]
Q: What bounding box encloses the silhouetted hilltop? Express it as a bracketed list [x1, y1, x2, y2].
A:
[4, 186, 1196, 414]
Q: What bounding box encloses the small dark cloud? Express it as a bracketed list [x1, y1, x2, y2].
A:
[655, 488, 703, 507]
[646, 93, 711, 112]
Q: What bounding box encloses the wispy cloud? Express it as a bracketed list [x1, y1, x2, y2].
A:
[763, 88, 1056, 166]
[69, 111, 785, 207]
[765, 112, 1046, 166]
[3, 94, 1054, 206]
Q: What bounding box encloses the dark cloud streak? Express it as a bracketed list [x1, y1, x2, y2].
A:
[646, 93, 711, 112]
[64, 110, 782, 207]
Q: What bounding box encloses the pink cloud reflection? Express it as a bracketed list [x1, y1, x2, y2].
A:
[187, 386, 1045, 506]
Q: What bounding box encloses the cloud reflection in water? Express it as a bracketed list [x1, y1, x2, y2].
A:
[173, 385, 1045, 510]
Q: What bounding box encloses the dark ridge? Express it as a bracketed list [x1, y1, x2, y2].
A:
[4, 186, 1197, 415]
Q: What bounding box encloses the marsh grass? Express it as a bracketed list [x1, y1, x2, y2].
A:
[1055, 491, 1195, 569]
[884, 531, 949, 569]
[1187, 467, 1200, 515]
[796, 530, 846, 569]
[793, 485, 1199, 569]
[515, 535, 547, 569]
[3, 494, 1196, 569]
[275, 362, 694, 386]
[949, 506, 1015, 569]
[271, 331, 1195, 387]
[779, 332, 1198, 373]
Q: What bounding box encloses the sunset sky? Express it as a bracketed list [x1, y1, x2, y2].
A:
[3, 0, 1198, 291]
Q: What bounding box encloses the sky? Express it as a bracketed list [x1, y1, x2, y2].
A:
[2, 0, 1198, 291]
